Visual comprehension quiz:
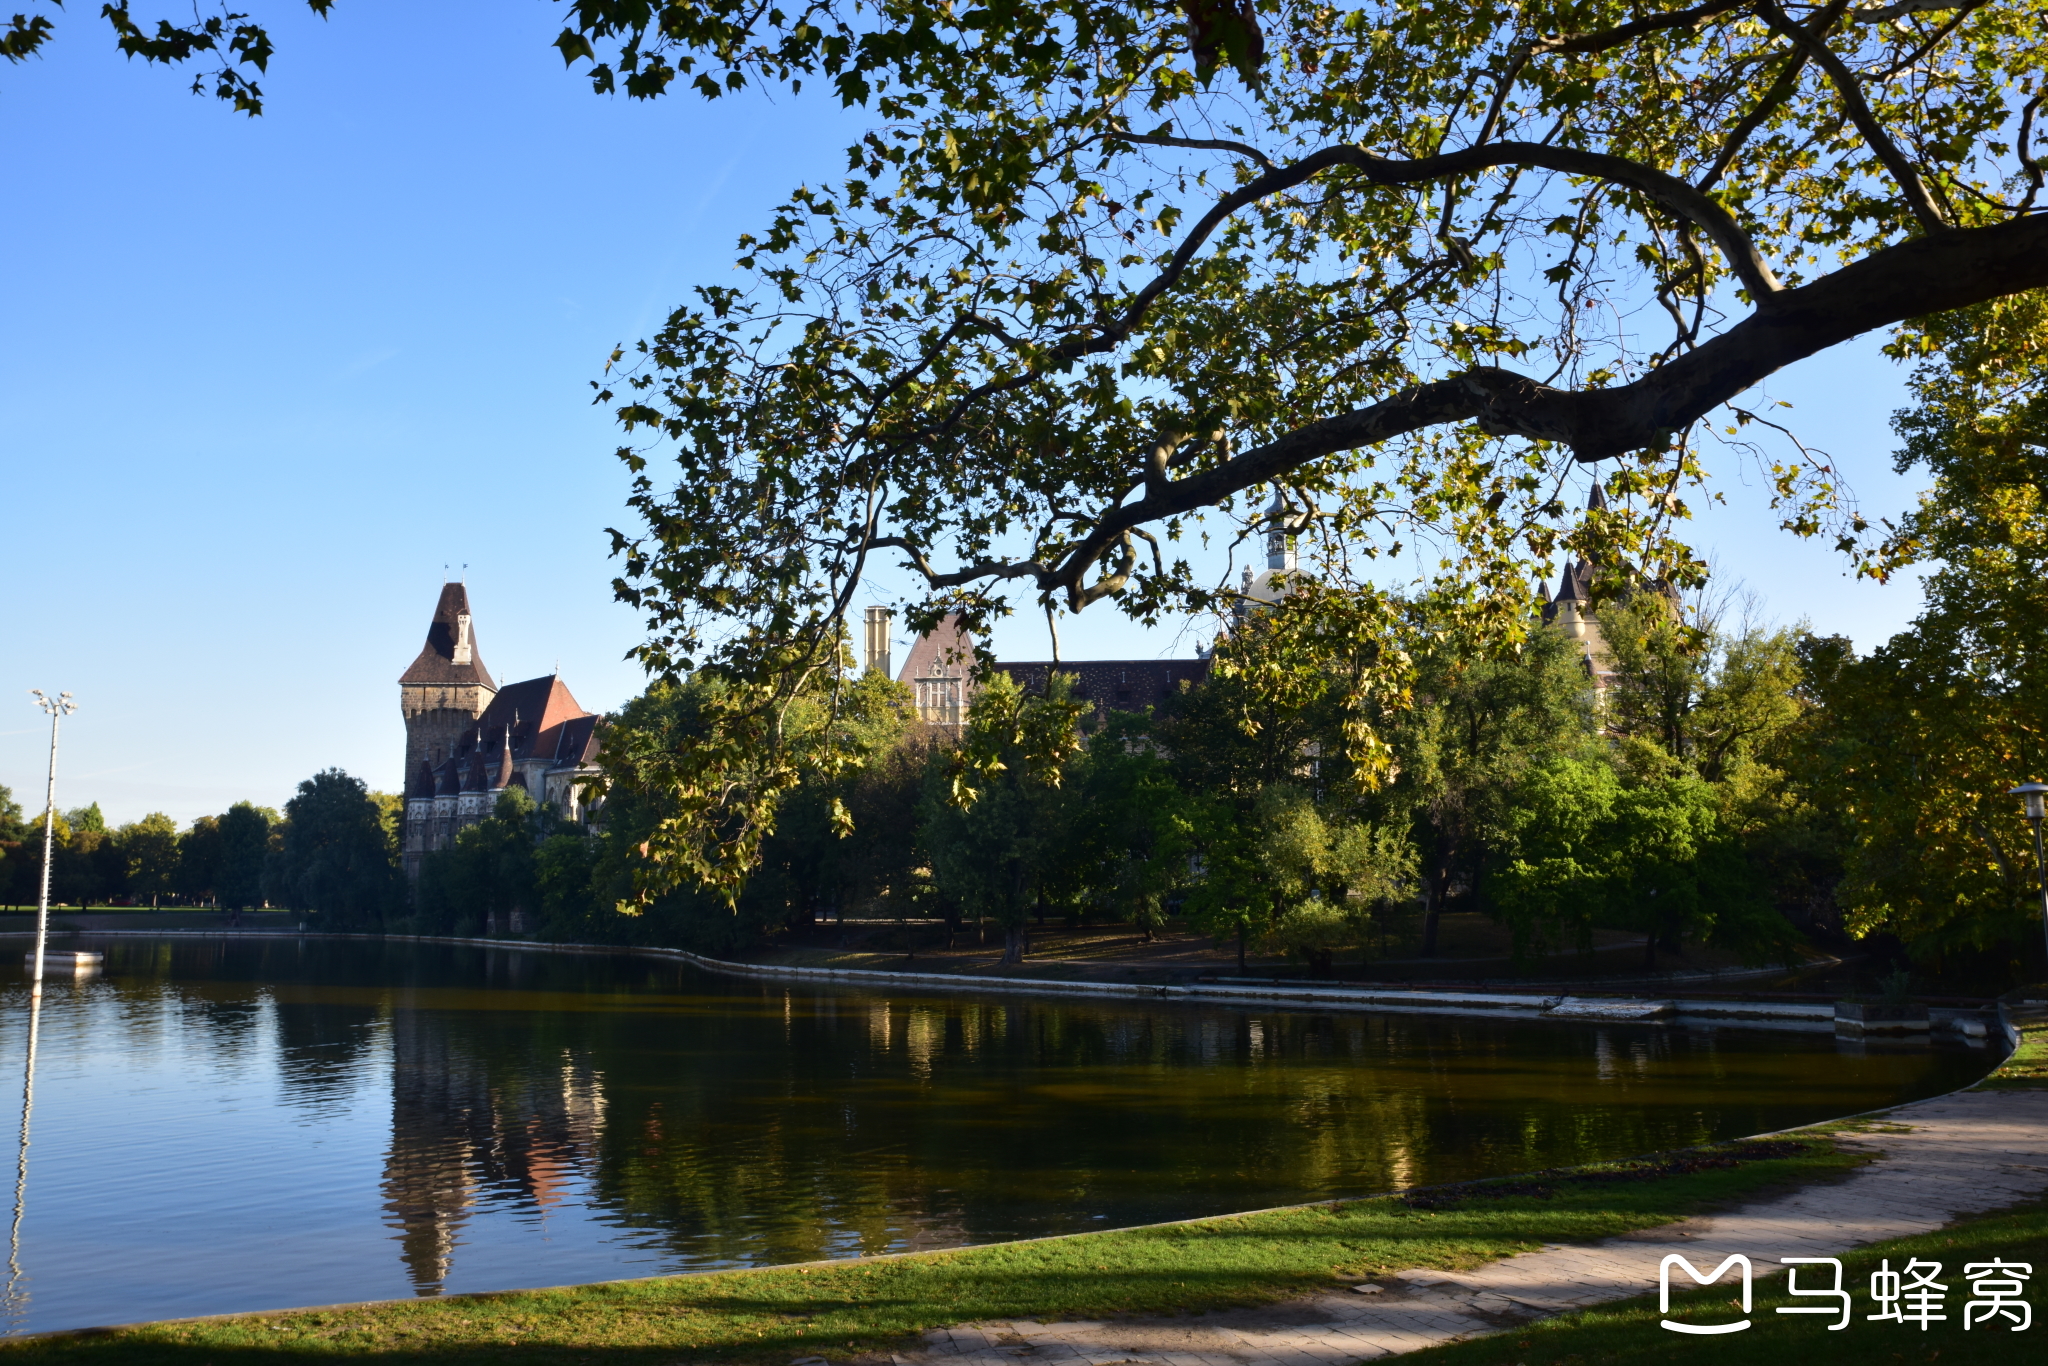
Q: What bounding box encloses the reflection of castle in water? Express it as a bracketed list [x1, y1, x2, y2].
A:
[381, 1009, 606, 1294]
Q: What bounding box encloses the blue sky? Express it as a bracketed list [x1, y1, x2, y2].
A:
[1, 2, 1935, 826]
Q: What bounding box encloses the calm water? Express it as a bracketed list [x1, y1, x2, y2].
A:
[0, 937, 1990, 1333]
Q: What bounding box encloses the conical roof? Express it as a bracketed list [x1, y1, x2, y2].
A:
[489, 721, 517, 790]
[407, 758, 437, 799]
[399, 583, 497, 689]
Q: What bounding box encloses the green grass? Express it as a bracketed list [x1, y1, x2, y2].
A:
[1402, 1199, 2048, 1365]
[1975, 1023, 2048, 1089]
[0, 1140, 1863, 1364]
[1389, 1025, 2048, 1366]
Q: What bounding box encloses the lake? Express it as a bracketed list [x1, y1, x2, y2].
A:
[0, 936, 1990, 1334]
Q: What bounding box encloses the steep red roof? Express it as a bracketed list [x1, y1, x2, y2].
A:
[399, 583, 497, 689]
[475, 675, 592, 763]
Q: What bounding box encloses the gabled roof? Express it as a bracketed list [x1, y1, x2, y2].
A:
[399, 583, 497, 689]
[475, 675, 595, 768]
[897, 613, 976, 682]
[549, 714, 602, 768]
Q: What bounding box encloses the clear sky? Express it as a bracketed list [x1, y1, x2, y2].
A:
[1, 2, 1935, 827]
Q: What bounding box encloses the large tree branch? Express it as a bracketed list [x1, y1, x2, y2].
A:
[1032, 212, 2048, 599]
[1533, 0, 1749, 55]
[1045, 137, 1782, 387]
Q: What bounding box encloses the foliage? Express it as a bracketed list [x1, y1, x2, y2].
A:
[267, 769, 394, 925]
[1379, 613, 1597, 953]
[174, 815, 222, 904]
[0, 782, 25, 906]
[1066, 717, 1198, 941]
[919, 671, 1088, 963]
[417, 788, 551, 935]
[1599, 591, 1805, 783]
[1804, 293, 2048, 967]
[114, 812, 180, 907]
[215, 802, 276, 910]
[4, 2, 334, 116]
[588, 0, 2048, 891]
[1490, 756, 1795, 966]
[1252, 785, 1417, 976]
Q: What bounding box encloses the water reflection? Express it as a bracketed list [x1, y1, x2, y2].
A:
[383, 1011, 606, 1293]
[0, 937, 1994, 1334]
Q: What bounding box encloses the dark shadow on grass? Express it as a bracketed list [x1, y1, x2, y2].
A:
[0, 1140, 1862, 1366]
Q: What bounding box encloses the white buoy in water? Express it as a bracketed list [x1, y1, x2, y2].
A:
[23, 951, 101, 968]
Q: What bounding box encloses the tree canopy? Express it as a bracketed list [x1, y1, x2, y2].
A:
[28, 1, 2048, 901]
[580, 0, 2048, 890]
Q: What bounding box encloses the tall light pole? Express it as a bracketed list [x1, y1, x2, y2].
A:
[2010, 781, 2048, 974]
[26, 692, 75, 1002]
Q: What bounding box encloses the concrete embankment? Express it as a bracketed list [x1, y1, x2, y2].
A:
[11, 927, 2012, 1047]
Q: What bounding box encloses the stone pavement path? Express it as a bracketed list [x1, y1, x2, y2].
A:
[893, 1087, 2048, 1366]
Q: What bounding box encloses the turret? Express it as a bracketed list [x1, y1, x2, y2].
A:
[1264, 487, 1296, 572]
[489, 719, 520, 791]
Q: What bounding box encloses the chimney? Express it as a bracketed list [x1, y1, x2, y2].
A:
[863, 606, 894, 677]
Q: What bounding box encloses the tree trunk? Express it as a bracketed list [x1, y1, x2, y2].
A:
[1420, 862, 1447, 959]
[1308, 949, 1333, 979]
[1000, 925, 1028, 965]
[1235, 926, 1247, 971]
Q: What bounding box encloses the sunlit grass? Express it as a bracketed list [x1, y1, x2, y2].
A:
[1, 1139, 1862, 1364]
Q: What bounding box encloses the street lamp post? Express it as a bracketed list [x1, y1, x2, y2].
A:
[27, 692, 75, 1002]
[2010, 781, 2048, 971]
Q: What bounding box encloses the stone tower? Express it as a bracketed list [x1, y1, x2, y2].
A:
[399, 583, 497, 783]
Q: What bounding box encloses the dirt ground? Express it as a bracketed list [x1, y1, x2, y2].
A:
[753, 912, 1823, 987]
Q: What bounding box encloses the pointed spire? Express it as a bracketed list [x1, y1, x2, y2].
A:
[399, 582, 496, 689]
[408, 758, 437, 799]
[1264, 488, 1296, 572]
[491, 720, 517, 790]
[1587, 481, 1608, 512]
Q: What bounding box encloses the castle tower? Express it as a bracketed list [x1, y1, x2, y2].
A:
[400, 583, 498, 799]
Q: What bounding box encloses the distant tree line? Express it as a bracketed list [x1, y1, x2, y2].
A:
[408, 302, 2048, 993]
[401, 601, 1814, 980]
[0, 770, 398, 927]
[11, 295, 2041, 991]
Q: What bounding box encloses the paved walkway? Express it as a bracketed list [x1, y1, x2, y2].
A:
[893, 1086, 2048, 1365]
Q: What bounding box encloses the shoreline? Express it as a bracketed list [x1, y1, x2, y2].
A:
[11, 928, 2008, 1041]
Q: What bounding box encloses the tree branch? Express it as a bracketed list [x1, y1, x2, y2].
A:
[1755, 0, 1949, 232]
[1032, 212, 2048, 596]
[1115, 130, 1275, 171]
[1532, 0, 1748, 55]
[1339, 142, 1783, 299]
[1012, 136, 1782, 393]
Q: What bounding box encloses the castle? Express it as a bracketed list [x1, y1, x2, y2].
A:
[399, 584, 603, 883]
[873, 486, 1626, 722]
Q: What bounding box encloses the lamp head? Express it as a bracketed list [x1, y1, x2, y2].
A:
[2013, 781, 2048, 822]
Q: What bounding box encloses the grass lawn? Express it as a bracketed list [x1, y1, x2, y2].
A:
[1402, 1198, 2048, 1365]
[0, 1140, 1865, 1364]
